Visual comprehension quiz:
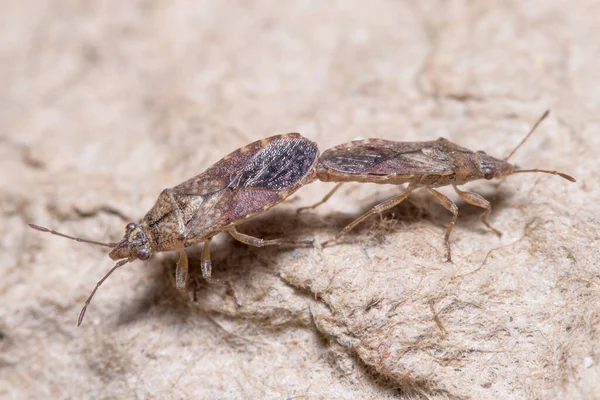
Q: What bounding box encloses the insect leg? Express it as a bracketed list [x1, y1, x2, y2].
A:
[201, 238, 213, 282]
[322, 185, 416, 248]
[175, 249, 189, 291]
[228, 226, 312, 247]
[453, 185, 502, 236]
[297, 183, 344, 213]
[425, 189, 458, 262]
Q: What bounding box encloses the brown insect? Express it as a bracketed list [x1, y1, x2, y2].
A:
[300, 111, 576, 261]
[30, 133, 319, 325]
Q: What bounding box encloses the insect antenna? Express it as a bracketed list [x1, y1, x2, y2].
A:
[504, 110, 550, 162]
[28, 223, 117, 248]
[78, 258, 130, 326]
[511, 169, 576, 182]
[500, 110, 576, 182]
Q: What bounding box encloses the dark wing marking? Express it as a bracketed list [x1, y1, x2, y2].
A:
[320, 146, 399, 172]
[320, 139, 453, 176]
[230, 137, 317, 190]
[168, 134, 318, 242]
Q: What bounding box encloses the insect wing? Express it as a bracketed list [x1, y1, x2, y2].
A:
[173, 134, 319, 240]
[320, 139, 453, 176]
[228, 137, 317, 191]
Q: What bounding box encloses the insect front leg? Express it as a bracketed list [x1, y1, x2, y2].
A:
[425, 188, 458, 262]
[175, 249, 189, 291]
[201, 237, 213, 282]
[228, 226, 312, 247]
[453, 185, 502, 236]
[322, 185, 416, 248]
[297, 183, 344, 213]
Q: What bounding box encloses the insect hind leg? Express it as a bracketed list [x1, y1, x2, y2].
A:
[453, 185, 502, 237]
[297, 183, 344, 214]
[425, 188, 458, 263]
[322, 185, 416, 248]
[228, 227, 312, 247]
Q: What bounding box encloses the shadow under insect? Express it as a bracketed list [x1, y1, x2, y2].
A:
[311, 182, 513, 247]
[185, 207, 315, 283]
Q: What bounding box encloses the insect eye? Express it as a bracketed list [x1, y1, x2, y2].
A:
[483, 167, 495, 180]
[137, 248, 150, 260]
[126, 223, 136, 231]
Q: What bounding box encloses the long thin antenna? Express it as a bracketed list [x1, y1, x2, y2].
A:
[504, 110, 550, 161]
[512, 169, 576, 182]
[28, 223, 117, 248]
[78, 258, 129, 326]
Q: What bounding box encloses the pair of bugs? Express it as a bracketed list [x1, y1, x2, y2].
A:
[30, 111, 576, 325]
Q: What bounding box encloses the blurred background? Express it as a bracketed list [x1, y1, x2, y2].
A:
[1, 1, 598, 398]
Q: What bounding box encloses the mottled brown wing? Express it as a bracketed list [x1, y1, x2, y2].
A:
[170, 133, 318, 243]
[319, 139, 454, 177]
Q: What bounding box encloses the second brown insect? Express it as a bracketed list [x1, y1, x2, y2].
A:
[301, 111, 576, 261]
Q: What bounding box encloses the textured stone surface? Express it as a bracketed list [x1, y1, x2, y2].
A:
[1, 1, 599, 398]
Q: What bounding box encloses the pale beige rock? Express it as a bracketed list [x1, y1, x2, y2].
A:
[1, 1, 599, 399]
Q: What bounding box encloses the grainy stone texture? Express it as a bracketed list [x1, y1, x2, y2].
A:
[1, 1, 599, 399]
